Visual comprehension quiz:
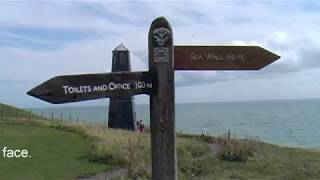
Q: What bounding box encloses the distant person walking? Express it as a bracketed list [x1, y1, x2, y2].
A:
[137, 119, 145, 133]
[136, 120, 141, 131]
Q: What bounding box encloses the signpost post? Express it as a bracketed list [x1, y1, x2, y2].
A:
[28, 16, 280, 180]
[149, 17, 177, 180]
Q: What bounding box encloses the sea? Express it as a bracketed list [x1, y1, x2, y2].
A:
[28, 99, 320, 149]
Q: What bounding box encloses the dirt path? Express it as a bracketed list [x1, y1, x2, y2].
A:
[77, 168, 128, 180]
[208, 143, 222, 155]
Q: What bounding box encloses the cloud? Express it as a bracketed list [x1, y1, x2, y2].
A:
[1, 1, 320, 107]
[298, 46, 320, 69]
[176, 68, 320, 103]
[174, 26, 320, 87]
[0, 27, 103, 50]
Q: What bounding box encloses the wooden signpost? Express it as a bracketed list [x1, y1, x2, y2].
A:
[28, 17, 280, 180]
[27, 71, 154, 104]
[174, 46, 280, 70]
[149, 18, 176, 180]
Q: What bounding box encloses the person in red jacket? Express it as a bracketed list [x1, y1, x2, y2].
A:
[137, 120, 145, 133]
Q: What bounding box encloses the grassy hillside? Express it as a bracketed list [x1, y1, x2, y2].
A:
[0, 103, 111, 180]
[62, 124, 320, 180]
[1, 103, 320, 179]
[0, 103, 40, 121]
[0, 120, 109, 180]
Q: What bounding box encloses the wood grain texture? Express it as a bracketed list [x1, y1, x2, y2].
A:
[149, 17, 177, 180]
[174, 46, 280, 70]
[27, 71, 154, 104]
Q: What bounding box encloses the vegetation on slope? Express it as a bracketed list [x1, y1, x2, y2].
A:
[56, 124, 320, 180]
[0, 103, 40, 121]
[1, 102, 320, 180]
[0, 120, 111, 180]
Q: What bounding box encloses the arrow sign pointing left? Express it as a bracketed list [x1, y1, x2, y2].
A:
[27, 71, 154, 104]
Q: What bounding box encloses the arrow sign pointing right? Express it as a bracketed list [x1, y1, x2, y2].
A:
[174, 46, 280, 70]
[27, 71, 154, 104]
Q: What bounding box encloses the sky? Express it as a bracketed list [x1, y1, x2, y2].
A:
[1, 0, 320, 108]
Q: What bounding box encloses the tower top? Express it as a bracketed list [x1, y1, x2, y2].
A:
[113, 43, 129, 52]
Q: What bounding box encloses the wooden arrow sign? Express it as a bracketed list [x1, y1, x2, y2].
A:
[174, 46, 280, 70]
[27, 71, 154, 104]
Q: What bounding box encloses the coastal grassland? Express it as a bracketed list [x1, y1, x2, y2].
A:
[0, 120, 109, 180]
[56, 124, 320, 180]
[1, 103, 320, 179]
[53, 123, 152, 178]
[0, 103, 41, 120]
[178, 135, 320, 180]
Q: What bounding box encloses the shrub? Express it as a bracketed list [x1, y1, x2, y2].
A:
[218, 135, 257, 162]
[124, 136, 150, 179]
[177, 138, 211, 178]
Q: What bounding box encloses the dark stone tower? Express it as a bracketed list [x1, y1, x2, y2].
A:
[108, 44, 136, 130]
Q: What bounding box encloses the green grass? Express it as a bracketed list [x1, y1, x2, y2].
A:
[0, 103, 40, 121]
[0, 120, 109, 180]
[2, 102, 320, 179]
[177, 136, 320, 180]
[61, 125, 320, 180]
